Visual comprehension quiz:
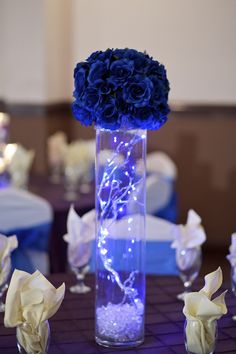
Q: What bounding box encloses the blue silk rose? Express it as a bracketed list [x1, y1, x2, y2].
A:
[97, 97, 120, 130]
[88, 61, 107, 85]
[72, 48, 170, 130]
[73, 62, 88, 99]
[72, 104, 94, 126]
[109, 59, 134, 86]
[123, 76, 153, 108]
[83, 87, 100, 109]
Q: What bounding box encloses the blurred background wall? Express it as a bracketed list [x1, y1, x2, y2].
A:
[1, 0, 236, 104]
[0, 0, 236, 248]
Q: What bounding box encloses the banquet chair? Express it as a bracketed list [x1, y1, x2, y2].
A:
[146, 151, 178, 222]
[0, 187, 53, 274]
[89, 214, 177, 275]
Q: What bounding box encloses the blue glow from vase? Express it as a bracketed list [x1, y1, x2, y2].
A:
[97, 132, 145, 303]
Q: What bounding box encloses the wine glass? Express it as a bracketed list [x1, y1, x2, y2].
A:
[49, 163, 62, 184]
[0, 256, 11, 312]
[69, 264, 91, 294]
[64, 165, 81, 201]
[176, 246, 202, 301]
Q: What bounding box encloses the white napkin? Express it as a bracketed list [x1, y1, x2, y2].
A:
[63, 206, 95, 268]
[171, 209, 206, 249]
[183, 267, 227, 354]
[8, 144, 35, 188]
[4, 269, 65, 354]
[0, 234, 18, 286]
[0, 112, 10, 126]
[47, 131, 67, 166]
[64, 140, 94, 169]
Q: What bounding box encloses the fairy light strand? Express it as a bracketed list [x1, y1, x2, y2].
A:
[97, 133, 144, 302]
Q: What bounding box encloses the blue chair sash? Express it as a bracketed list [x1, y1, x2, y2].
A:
[2, 223, 51, 273]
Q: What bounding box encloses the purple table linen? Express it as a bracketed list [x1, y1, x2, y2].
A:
[29, 175, 95, 273]
[0, 274, 235, 353]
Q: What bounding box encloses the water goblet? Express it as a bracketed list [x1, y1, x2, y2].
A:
[64, 165, 81, 201]
[49, 163, 62, 184]
[69, 264, 91, 294]
[176, 246, 202, 301]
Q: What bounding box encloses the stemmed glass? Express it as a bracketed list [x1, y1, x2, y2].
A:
[176, 246, 202, 301]
[64, 165, 82, 201]
[0, 256, 11, 312]
[69, 264, 91, 294]
[49, 164, 63, 184]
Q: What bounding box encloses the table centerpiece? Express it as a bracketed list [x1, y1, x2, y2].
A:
[72, 48, 170, 348]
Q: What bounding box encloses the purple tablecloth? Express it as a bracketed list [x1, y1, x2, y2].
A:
[29, 175, 95, 273]
[1, 274, 236, 353]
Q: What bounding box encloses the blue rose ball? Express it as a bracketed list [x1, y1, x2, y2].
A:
[72, 48, 170, 130]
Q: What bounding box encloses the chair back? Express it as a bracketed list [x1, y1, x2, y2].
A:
[0, 188, 52, 274]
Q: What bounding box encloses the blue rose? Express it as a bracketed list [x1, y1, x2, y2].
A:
[124, 49, 150, 72]
[152, 111, 168, 130]
[94, 79, 114, 95]
[88, 61, 107, 84]
[123, 76, 153, 108]
[87, 51, 101, 63]
[72, 104, 94, 126]
[97, 98, 120, 130]
[74, 69, 87, 99]
[132, 106, 154, 129]
[109, 59, 134, 86]
[116, 91, 130, 115]
[74, 61, 89, 78]
[73, 62, 89, 98]
[148, 62, 169, 85]
[97, 48, 113, 62]
[83, 87, 100, 110]
[113, 49, 126, 59]
[149, 77, 168, 104]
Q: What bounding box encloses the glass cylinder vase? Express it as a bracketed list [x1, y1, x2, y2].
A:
[95, 128, 146, 348]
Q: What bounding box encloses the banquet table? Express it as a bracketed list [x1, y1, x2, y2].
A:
[1, 274, 236, 354]
[29, 175, 95, 273]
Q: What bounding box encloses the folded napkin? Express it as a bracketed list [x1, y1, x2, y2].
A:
[171, 209, 206, 249]
[4, 269, 65, 354]
[64, 140, 94, 170]
[8, 144, 35, 173]
[47, 131, 67, 166]
[0, 112, 10, 126]
[7, 144, 35, 188]
[63, 206, 95, 268]
[183, 267, 227, 354]
[0, 234, 18, 286]
[226, 233, 236, 267]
